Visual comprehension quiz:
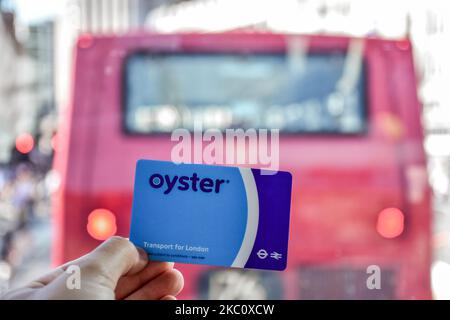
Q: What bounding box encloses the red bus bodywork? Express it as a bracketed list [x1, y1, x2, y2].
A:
[52, 33, 432, 299]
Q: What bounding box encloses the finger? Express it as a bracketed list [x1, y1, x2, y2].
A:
[115, 261, 174, 300]
[161, 295, 177, 300]
[124, 269, 184, 300]
[28, 257, 85, 288]
[77, 236, 145, 289]
[28, 268, 66, 287]
[127, 247, 149, 276]
[27, 237, 146, 292]
[1, 287, 36, 300]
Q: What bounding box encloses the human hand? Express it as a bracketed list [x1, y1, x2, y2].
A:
[1, 236, 184, 300]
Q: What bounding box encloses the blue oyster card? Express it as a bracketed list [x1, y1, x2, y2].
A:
[129, 159, 292, 271]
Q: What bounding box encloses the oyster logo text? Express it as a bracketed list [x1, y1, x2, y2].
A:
[149, 173, 229, 194]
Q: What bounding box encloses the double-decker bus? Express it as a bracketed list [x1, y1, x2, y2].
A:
[52, 32, 431, 299]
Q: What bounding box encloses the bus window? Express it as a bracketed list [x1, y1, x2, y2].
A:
[124, 52, 366, 134]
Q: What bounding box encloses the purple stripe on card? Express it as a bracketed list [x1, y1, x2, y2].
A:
[244, 169, 292, 270]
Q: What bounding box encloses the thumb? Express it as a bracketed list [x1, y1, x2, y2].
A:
[77, 236, 147, 288]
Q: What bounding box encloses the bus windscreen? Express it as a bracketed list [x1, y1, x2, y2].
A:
[124, 52, 366, 134]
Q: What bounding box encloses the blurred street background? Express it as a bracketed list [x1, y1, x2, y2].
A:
[1, 0, 450, 299]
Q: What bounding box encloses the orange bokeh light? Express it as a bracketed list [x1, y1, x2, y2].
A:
[15, 133, 34, 154]
[87, 209, 117, 241]
[376, 207, 405, 239]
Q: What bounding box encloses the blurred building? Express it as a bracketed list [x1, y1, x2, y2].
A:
[146, 0, 410, 37]
[0, 8, 37, 163]
[410, 2, 450, 202]
[411, 3, 450, 135]
[54, 0, 181, 112]
[26, 21, 55, 114]
[77, 0, 154, 33]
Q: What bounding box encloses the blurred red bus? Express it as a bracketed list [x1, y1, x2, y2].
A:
[52, 32, 431, 299]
